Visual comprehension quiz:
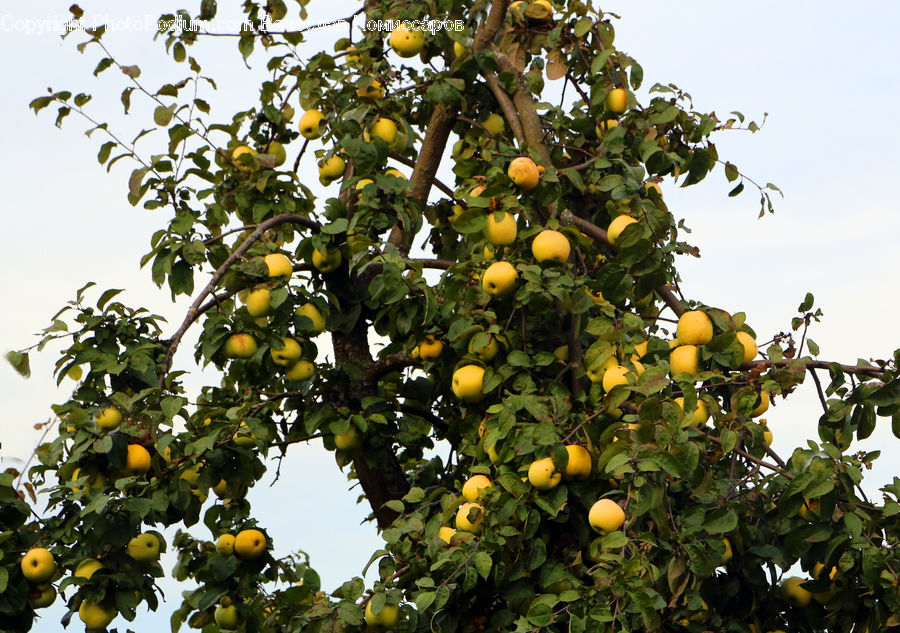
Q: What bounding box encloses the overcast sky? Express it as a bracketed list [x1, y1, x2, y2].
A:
[2, 2, 899, 631]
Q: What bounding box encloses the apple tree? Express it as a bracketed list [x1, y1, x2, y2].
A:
[5, 1, 900, 632]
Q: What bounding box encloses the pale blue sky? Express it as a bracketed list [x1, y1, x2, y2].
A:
[2, 2, 899, 631]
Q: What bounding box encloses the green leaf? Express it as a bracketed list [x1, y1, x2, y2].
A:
[869, 379, 900, 407]
[724, 162, 739, 182]
[473, 551, 492, 579]
[384, 499, 405, 513]
[703, 508, 737, 534]
[573, 17, 592, 37]
[415, 591, 435, 611]
[5, 351, 31, 378]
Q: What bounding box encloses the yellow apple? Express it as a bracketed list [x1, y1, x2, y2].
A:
[761, 419, 773, 445]
[674, 396, 709, 426]
[318, 155, 345, 181]
[365, 599, 400, 627]
[180, 463, 202, 486]
[286, 359, 315, 382]
[462, 475, 493, 501]
[531, 0, 553, 20]
[601, 365, 636, 392]
[644, 181, 663, 198]
[453, 41, 467, 58]
[127, 533, 160, 563]
[468, 335, 500, 362]
[736, 331, 757, 363]
[232, 421, 256, 448]
[20, 548, 55, 583]
[721, 537, 733, 563]
[234, 529, 266, 559]
[528, 457, 561, 491]
[356, 178, 374, 191]
[389, 24, 425, 57]
[74, 558, 104, 579]
[298, 109, 325, 139]
[438, 526, 457, 544]
[677, 310, 713, 345]
[95, 407, 122, 431]
[385, 168, 407, 179]
[334, 427, 362, 451]
[589, 498, 625, 533]
[482, 261, 517, 296]
[484, 212, 517, 245]
[312, 247, 342, 272]
[605, 87, 628, 114]
[224, 333, 258, 359]
[751, 391, 770, 417]
[531, 229, 571, 263]
[245, 288, 272, 317]
[270, 337, 303, 366]
[595, 118, 619, 138]
[215, 604, 240, 630]
[455, 501, 484, 533]
[607, 215, 637, 246]
[669, 344, 699, 377]
[418, 335, 443, 361]
[781, 576, 812, 607]
[632, 340, 649, 359]
[79, 601, 117, 629]
[264, 253, 293, 279]
[124, 444, 151, 475]
[452, 365, 485, 402]
[563, 445, 592, 480]
[231, 145, 257, 172]
[369, 117, 398, 144]
[266, 141, 287, 167]
[481, 113, 505, 135]
[216, 534, 236, 555]
[29, 584, 56, 608]
[357, 77, 385, 99]
[507, 156, 540, 190]
[586, 356, 617, 384]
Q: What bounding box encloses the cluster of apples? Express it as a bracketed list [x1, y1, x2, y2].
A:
[224, 253, 323, 383]
[209, 529, 268, 629]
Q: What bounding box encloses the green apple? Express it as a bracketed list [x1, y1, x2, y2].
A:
[215, 604, 240, 630]
[224, 333, 258, 359]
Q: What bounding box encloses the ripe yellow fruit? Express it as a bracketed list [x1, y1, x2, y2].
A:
[721, 537, 733, 563]
[418, 335, 443, 362]
[507, 156, 540, 190]
[462, 475, 493, 501]
[761, 419, 773, 445]
[79, 601, 117, 629]
[455, 502, 484, 533]
[385, 168, 407, 179]
[605, 88, 628, 114]
[20, 548, 55, 583]
[389, 24, 425, 57]
[531, 229, 571, 263]
[751, 391, 770, 417]
[369, 117, 398, 144]
[285, 359, 315, 382]
[312, 247, 342, 272]
[438, 526, 457, 544]
[356, 178, 374, 191]
[736, 331, 757, 363]
[357, 77, 385, 99]
[318, 155, 346, 181]
[482, 261, 518, 296]
[127, 533, 161, 562]
[481, 113, 505, 135]
[95, 407, 122, 431]
[74, 558, 104, 579]
[334, 427, 362, 450]
[124, 444, 151, 475]
[266, 141, 287, 167]
[365, 600, 401, 627]
[531, 0, 553, 20]
[677, 310, 713, 345]
[29, 584, 56, 608]
[180, 463, 202, 485]
[781, 576, 813, 607]
[607, 215, 637, 246]
[563, 445, 592, 480]
[298, 110, 325, 139]
[601, 365, 636, 392]
[453, 41, 467, 58]
[452, 365, 485, 402]
[265, 253, 293, 279]
[245, 288, 272, 317]
[296, 302, 326, 334]
[232, 421, 256, 448]
[231, 145, 257, 172]
[234, 529, 267, 559]
[589, 498, 625, 533]
[595, 119, 619, 138]
[224, 333, 258, 359]
[644, 181, 663, 198]
[270, 337, 303, 366]
[586, 356, 617, 384]
[669, 344, 699, 377]
[216, 534, 236, 555]
[528, 457, 561, 491]
[468, 335, 500, 362]
[674, 396, 709, 426]
[633, 341, 649, 359]
[215, 604, 240, 630]
[484, 212, 517, 245]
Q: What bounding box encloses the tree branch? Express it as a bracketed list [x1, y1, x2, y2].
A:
[484, 73, 526, 146]
[742, 359, 886, 379]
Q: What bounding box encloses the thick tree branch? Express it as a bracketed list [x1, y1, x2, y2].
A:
[484, 73, 526, 146]
[361, 352, 414, 385]
[160, 213, 319, 378]
[743, 359, 886, 379]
